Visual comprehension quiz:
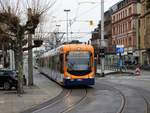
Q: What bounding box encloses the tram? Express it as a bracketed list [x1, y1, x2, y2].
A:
[37, 44, 95, 86]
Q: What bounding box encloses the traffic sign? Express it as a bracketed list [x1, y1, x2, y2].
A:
[116, 45, 124, 54]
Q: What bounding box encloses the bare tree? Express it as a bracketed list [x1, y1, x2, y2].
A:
[0, 0, 56, 94]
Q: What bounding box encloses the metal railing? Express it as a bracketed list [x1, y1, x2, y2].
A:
[97, 64, 127, 72]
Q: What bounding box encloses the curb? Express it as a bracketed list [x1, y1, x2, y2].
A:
[96, 71, 135, 77]
[21, 69, 64, 113]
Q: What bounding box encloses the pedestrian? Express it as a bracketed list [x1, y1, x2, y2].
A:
[135, 64, 141, 76]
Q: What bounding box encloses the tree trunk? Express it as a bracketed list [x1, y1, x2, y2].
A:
[28, 33, 33, 86]
[16, 33, 24, 94]
[14, 51, 18, 70]
[27, 8, 34, 86]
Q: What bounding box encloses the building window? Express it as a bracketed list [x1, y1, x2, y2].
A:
[121, 12, 122, 19]
[129, 7, 132, 15]
[118, 25, 120, 34]
[121, 24, 123, 34]
[124, 23, 126, 32]
[123, 39, 125, 46]
[113, 40, 115, 45]
[128, 21, 131, 31]
[125, 9, 127, 17]
[116, 25, 118, 34]
[120, 24, 122, 34]
[129, 37, 131, 46]
[126, 38, 128, 47]
[113, 16, 115, 22]
[124, 39, 125, 46]
[120, 24, 121, 34]
[113, 26, 115, 35]
[123, 23, 124, 33]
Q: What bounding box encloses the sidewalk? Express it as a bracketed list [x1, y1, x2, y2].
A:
[0, 69, 62, 113]
[96, 67, 150, 76]
[96, 68, 134, 76]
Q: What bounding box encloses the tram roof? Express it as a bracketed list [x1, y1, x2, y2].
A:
[62, 44, 94, 52]
[41, 44, 94, 58]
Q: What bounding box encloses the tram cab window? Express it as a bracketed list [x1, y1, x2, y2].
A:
[66, 51, 91, 72]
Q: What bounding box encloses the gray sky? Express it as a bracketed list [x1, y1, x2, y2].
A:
[0, 0, 121, 42]
[48, 0, 121, 42]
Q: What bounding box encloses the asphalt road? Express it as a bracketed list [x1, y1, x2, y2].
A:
[25, 73, 150, 113]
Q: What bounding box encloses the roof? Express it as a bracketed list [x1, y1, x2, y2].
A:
[63, 44, 94, 53]
[41, 44, 94, 58]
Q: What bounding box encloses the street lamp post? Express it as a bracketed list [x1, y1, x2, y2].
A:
[100, 0, 105, 76]
[64, 9, 70, 43]
[56, 24, 61, 46]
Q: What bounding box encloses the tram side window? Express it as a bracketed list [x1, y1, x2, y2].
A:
[55, 55, 59, 71]
[59, 54, 64, 73]
[52, 55, 58, 71]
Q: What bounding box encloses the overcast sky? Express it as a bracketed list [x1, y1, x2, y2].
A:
[46, 0, 121, 42]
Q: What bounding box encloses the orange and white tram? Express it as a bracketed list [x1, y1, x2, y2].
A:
[37, 44, 95, 86]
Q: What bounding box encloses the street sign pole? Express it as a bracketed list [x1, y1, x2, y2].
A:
[116, 45, 124, 72]
[119, 52, 122, 72]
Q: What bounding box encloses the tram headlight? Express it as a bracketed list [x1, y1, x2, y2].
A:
[66, 76, 71, 79]
[89, 76, 93, 78]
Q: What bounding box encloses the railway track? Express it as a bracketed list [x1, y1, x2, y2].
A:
[98, 81, 150, 113]
[60, 88, 87, 113]
[143, 96, 150, 113]
[22, 87, 88, 113]
[22, 73, 150, 113]
[21, 88, 71, 113]
[118, 94, 150, 113]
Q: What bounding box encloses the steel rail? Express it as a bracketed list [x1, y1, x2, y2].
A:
[21, 88, 72, 113]
[99, 81, 150, 113]
[60, 88, 88, 113]
[32, 89, 72, 113]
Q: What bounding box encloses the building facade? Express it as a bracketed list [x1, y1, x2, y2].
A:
[111, 0, 141, 65]
[140, 0, 150, 65]
[91, 10, 115, 64]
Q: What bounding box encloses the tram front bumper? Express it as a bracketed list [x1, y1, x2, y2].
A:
[63, 78, 95, 86]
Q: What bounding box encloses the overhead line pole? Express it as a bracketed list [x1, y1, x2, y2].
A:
[64, 9, 70, 43]
[101, 0, 105, 76]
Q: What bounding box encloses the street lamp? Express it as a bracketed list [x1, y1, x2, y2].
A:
[100, 0, 105, 76]
[64, 9, 71, 43]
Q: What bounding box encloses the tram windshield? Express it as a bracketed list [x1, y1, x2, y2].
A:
[66, 51, 92, 75]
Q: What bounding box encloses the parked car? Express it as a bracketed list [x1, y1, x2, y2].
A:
[0, 69, 26, 90]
